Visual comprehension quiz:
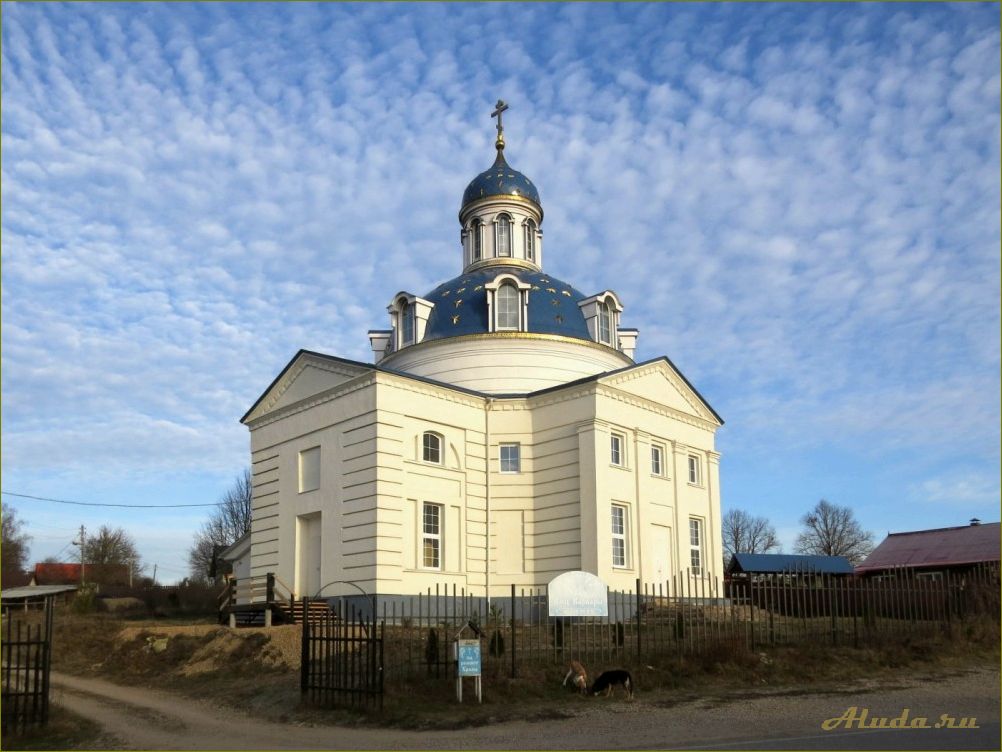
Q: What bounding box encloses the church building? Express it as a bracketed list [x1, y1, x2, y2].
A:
[241, 102, 724, 606]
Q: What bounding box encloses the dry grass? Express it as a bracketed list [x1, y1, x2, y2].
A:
[40, 608, 1001, 730]
[1, 706, 114, 751]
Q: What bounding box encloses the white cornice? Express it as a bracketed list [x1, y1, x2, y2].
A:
[595, 383, 719, 432]
[599, 360, 719, 426]
[248, 354, 372, 424]
[246, 371, 378, 429]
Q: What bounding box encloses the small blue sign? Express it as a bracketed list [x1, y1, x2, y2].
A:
[457, 640, 481, 676]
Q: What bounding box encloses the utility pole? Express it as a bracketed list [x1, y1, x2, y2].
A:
[72, 525, 87, 585]
[152, 563, 157, 585]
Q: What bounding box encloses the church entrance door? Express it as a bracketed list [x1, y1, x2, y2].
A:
[649, 525, 671, 588]
[296, 513, 322, 598]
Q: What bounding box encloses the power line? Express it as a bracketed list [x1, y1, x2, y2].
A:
[1, 491, 222, 509]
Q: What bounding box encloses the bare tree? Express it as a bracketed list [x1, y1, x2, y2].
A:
[82, 525, 144, 584]
[1, 505, 31, 585]
[722, 508, 780, 565]
[794, 499, 874, 564]
[188, 469, 252, 583]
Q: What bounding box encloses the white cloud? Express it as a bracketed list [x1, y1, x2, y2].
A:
[1, 3, 998, 580]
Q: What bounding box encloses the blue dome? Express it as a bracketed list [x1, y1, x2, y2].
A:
[423, 266, 592, 342]
[462, 151, 541, 210]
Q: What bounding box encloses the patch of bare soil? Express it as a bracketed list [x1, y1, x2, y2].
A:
[109, 623, 301, 675]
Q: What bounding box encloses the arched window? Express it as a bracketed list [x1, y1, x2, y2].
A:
[524, 219, 536, 262]
[496, 283, 519, 330]
[496, 215, 511, 257]
[422, 432, 442, 464]
[471, 219, 483, 261]
[598, 301, 612, 345]
[401, 302, 415, 345]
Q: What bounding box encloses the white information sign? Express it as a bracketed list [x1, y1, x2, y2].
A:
[547, 571, 608, 617]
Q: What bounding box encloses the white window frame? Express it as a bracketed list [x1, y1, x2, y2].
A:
[298, 446, 321, 493]
[689, 517, 703, 575]
[611, 504, 629, 568]
[687, 454, 702, 485]
[421, 502, 443, 570]
[651, 444, 665, 476]
[496, 283, 520, 330]
[495, 214, 512, 257]
[598, 302, 612, 345]
[422, 432, 443, 465]
[524, 219, 536, 262]
[471, 219, 483, 261]
[401, 302, 415, 346]
[499, 442, 521, 473]
[610, 432, 625, 467]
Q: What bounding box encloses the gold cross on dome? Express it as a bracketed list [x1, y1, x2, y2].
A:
[491, 99, 509, 146]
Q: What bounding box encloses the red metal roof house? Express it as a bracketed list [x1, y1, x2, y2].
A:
[856, 520, 1000, 578]
[30, 562, 83, 585]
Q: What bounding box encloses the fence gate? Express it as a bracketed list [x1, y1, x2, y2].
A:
[300, 599, 383, 710]
[2, 597, 54, 734]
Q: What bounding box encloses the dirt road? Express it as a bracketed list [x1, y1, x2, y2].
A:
[52, 668, 999, 750]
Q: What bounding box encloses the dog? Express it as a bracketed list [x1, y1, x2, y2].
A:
[590, 669, 633, 699]
[562, 659, 588, 695]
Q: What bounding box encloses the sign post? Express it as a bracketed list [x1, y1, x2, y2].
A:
[454, 638, 482, 703]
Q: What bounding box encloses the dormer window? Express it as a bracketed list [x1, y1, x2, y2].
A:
[471, 219, 483, 261]
[579, 292, 623, 348]
[496, 283, 520, 330]
[485, 273, 531, 333]
[496, 214, 512, 257]
[524, 219, 536, 262]
[598, 302, 612, 345]
[388, 293, 434, 351]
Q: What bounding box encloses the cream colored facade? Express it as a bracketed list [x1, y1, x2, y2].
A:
[242, 109, 724, 604]
[242, 350, 723, 601]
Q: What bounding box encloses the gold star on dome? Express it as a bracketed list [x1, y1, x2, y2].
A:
[454, 299, 463, 308]
[452, 315, 460, 324]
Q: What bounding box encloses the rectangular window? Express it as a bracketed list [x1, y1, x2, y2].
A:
[611, 505, 628, 568]
[598, 304, 612, 345]
[402, 304, 415, 345]
[496, 284, 519, 330]
[689, 518, 703, 575]
[298, 446, 320, 493]
[499, 443, 521, 473]
[651, 445, 664, 476]
[497, 216, 511, 257]
[610, 433, 624, 466]
[687, 454, 701, 485]
[422, 502, 442, 569]
[422, 432, 442, 464]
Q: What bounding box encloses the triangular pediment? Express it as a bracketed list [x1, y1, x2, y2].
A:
[241, 350, 374, 424]
[599, 358, 722, 426]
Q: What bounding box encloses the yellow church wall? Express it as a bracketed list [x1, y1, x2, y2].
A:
[244, 352, 723, 603]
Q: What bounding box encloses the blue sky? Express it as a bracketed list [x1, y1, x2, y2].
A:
[2, 2, 999, 583]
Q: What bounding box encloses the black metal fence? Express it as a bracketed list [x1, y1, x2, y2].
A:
[370, 563, 999, 685]
[300, 598, 384, 710]
[1, 597, 54, 734]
